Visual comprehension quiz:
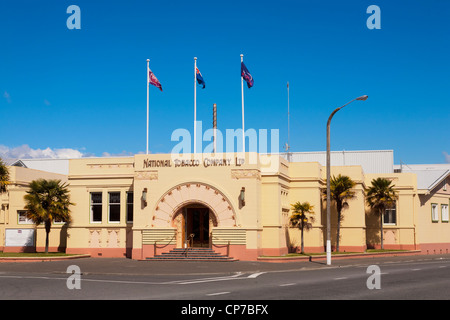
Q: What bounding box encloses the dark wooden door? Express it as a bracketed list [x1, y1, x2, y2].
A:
[186, 208, 209, 247]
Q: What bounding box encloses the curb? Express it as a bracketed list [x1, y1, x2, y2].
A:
[257, 250, 422, 263]
[0, 254, 91, 262]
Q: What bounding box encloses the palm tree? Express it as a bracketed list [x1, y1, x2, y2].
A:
[324, 174, 356, 252]
[365, 177, 397, 250]
[23, 179, 74, 253]
[289, 201, 315, 254]
[0, 158, 10, 193]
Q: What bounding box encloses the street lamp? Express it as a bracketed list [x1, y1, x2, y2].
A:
[326, 95, 368, 266]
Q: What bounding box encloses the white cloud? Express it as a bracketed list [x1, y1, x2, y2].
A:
[101, 150, 134, 157]
[0, 144, 138, 160]
[3, 91, 11, 103]
[444, 152, 450, 164]
[0, 144, 84, 159]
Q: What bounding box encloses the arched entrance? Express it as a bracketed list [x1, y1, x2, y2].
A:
[152, 182, 237, 249]
[173, 203, 218, 248]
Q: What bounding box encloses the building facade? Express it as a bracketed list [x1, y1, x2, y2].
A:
[1, 151, 449, 260]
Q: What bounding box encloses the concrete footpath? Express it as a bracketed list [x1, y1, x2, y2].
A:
[0, 253, 449, 277]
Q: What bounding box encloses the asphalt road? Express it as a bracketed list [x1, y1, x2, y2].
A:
[0, 254, 449, 303]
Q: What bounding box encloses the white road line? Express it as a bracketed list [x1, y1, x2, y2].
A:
[172, 273, 247, 285]
[0, 275, 161, 285]
[206, 292, 230, 296]
[247, 272, 266, 279]
[173, 271, 266, 284]
[334, 277, 348, 280]
[0, 271, 261, 287]
[411, 268, 421, 271]
[279, 283, 296, 287]
[176, 278, 240, 285]
[165, 272, 243, 285]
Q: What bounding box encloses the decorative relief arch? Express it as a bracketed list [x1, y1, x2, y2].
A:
[151, 182, 237, 228]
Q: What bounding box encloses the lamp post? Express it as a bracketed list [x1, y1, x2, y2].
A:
[326, 95, 368, 266]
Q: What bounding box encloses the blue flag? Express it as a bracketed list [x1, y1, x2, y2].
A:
[196, 67, 205, 89]
[241, 62, 254, 88]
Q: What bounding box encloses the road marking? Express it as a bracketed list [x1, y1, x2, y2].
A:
[247, 272, 266, 279]
[279, 283, 296, 287]
[334, 277, 348, 280]
[411, 268, 421, 271]
[171, 272, 246, 285]
[0, 275, 162, 285]
[206, 291, 230, 296]
[0, 271, 261, 287]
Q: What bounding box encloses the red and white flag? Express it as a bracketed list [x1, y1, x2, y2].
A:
[149, 68, 163, 91]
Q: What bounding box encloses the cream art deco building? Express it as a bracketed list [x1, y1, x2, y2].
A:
[0, 150, 449, 260]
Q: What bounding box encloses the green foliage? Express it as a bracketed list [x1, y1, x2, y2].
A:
[290, 201, 315, 230]
[365, 177, 397, 249]
[325, 174, 356, 208]
[23, 179, 74, 253]
[366, 177, 397, 214]
[290, 201, 315, 254]
[323, 174, 356, 252]
[24, 179, 73, 225]
[0, 158, 10, 193]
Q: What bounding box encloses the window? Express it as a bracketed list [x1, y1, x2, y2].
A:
[90, 192, 102, 223]
[109, 192, 120, 223]
[18, 210, 33, 224]
[126, 192, 133, 223]
[54, 216, 64, 224]
[383, 202, 397, 225]
[431, 203, 439, 222]
[442, 204, 449, 222]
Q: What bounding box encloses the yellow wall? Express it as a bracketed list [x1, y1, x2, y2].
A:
[0, 166, 67, 252]
[417, 176, 450, 253]
[66, 157, 134, 257]
[364, 173, 418, 250]
[1, 154, 449, 259]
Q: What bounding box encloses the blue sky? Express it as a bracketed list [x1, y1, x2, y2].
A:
[0, 0, 449, 164]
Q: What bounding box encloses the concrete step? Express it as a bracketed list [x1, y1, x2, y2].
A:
[146, 247, 237, 262]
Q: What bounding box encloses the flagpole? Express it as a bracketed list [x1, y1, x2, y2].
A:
[287, 81, 291, 161]
[194, 57, 197, 155]
[240, 54, 245, 153]
[213, 103, 217, 154]
[147, 59, 150, 155]
[287, 81, 290, 149]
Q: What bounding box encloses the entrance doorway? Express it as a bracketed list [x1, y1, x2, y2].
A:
[185, 207, 210, 247]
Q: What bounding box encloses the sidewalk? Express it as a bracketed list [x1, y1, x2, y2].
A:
[0, 254, 90, 263]
[257, 249, 423, 263]
[0, 252, 449, 277]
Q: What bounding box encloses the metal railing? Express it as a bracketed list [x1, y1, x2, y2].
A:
[211, 236, 230, 257]
[184, 233, 195, 257]
[153, 234, 176, 257]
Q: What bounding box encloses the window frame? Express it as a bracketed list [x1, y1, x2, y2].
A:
[108, 191, 121, 224]
[431, 203, 439, 223]
[90, 192, 103, 224]
[383, 201, 397, 225]
[126, 191, 134, 223]
[441, 204, 449, 223]
[17, 210, 33, 225]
